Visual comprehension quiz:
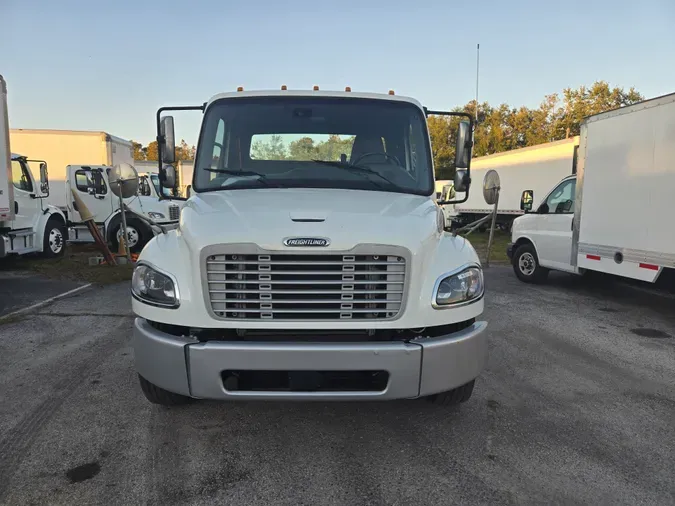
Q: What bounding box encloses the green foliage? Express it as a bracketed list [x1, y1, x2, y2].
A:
[428, 81, 644, 179]
[251, 134, 355, 161]
[133, 139, 194, 162]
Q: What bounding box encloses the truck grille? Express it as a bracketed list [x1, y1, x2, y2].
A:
[204, 249, 407, 321]
[169, 205, 180, 221]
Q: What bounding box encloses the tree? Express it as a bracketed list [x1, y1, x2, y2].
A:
[131, 141, 145, 161]
[145, 141, 159, 161]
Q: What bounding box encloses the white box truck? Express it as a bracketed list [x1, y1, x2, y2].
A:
[1, 75, 68, 258]
[9, 128, 134, 213]
[508, 92, 675, 285]
[443, 137, 579, 231]
[131, 87, 488, 408]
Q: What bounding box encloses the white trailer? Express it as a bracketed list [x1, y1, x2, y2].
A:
[444, 137, 579, 230]
[508, 92, 675, 286]
[0, 76, 67, 258]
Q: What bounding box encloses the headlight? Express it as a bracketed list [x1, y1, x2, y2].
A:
[131, 263, 179, 308]
[433, 266, 483, 307]
[147, 212, 165, 220]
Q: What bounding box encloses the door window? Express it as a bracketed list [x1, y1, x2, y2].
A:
[11, 160, 33, 193]
[542, 179, 576, 214]
[75, 169, 107, 195]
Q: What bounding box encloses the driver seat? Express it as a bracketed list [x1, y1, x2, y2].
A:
[350, 135, 385, 164]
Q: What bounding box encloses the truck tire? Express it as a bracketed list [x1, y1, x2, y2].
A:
[110, 216, 149, 254]
[138, 374, 193, 406]
[512, 243, 549, 283]
[42, 217, 67, 258]
[425, 380, 475, 406]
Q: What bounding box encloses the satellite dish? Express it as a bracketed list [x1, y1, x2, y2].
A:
[109, 162, 139, 199]
[483, 169, 501, 205]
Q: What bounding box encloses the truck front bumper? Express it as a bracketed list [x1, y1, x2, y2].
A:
[133, 318, 488, 401]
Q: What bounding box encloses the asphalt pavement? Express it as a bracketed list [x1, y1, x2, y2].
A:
[0, 271, 83, 317]
[0, 267, 673, 505]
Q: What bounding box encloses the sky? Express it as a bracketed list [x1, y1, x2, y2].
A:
[3, 0, 674, 148]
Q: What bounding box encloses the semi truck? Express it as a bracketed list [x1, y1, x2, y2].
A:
[444, 136, 579, 231]
[508, 92, 675, 286]
[1, 75, 67, 259]
[131, 87, 488, 408]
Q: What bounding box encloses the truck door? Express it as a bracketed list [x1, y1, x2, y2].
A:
[9, 159, 40, 230]
[532, 177, 576, 272]
[69, 167, 114, 223]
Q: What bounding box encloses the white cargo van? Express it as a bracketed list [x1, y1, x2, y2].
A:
[131, 88, 488, 407]
[508, 92, 675, 285]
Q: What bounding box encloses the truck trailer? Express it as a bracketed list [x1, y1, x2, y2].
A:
[131, 87, 487, 408]
[444, 136, 579, 231]
[508, 92, 675, 286]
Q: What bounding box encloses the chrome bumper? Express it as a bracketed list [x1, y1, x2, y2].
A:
[133, 318, 488, 401]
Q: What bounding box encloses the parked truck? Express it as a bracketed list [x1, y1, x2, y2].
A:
[65, 164, 184, 252]
[508, 92, 675, 286]
[444, 136, 579, 231]
[1, 76, 67, 259]
[131, 87, 487, 408]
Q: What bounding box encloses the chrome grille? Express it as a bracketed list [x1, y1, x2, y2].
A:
[169, 205, 180, 221]
[205, 250, 406, 320]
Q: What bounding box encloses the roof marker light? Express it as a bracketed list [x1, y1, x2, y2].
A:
[313, 85, 319, 91]
[281, 85, 287, 90]
[345, 86, 351, 92]
[237, 86, 244, 92]
[388, 89, 395, 95]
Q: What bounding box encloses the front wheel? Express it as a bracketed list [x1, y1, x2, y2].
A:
[111, 217, 148, 254]
[42, 217, 66, 258]
[138, 375, 193, 406]
[424, 380, 475, 406]
[512, 243, 549, 283]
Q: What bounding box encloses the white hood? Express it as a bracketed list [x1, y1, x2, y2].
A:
[178, 188, 440, 252]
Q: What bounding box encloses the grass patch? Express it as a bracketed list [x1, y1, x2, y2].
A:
[460, 229, 511, 264]
[0, 244, 134, 285]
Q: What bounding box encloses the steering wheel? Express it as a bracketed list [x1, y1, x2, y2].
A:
[352, 151, 402, 166]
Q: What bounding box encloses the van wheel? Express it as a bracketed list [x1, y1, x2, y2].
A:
[138, 375, 193, 406]
[512, 243, 548, 283]
[42, 217, 66, 258]
[425, 380, 475, 406]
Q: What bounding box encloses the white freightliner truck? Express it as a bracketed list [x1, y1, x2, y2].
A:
[1, 76, 67, 259]
[508, 92, 675, 285]
[64, 164, 183, 252]
[132, 88, 487, 407]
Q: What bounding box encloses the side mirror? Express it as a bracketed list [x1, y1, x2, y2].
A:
[161, 164, 177, 190]
[454, 120, 471, 169]
[520, 190, 534, 212]
[160, 116, 176, 164]
[39, 162, 49, 195]
[454, 169, 470, 193]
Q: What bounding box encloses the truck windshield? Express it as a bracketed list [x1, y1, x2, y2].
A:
[193, 96, 433, 196]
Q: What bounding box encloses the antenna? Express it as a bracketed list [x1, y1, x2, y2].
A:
[475, 43, 480, 123]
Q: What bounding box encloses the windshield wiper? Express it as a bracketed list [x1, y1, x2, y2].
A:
[310, 160, 397, 189]
[202, 167, 273, 187]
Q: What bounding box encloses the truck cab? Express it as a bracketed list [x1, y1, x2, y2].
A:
[65, 165, 184, 252]
[131, 88, 487, 408]
[0, 154, 67, 258]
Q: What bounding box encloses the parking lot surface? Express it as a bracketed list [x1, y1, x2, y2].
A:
[0, 271, 83, 317]
[0, 267, 673, 505]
